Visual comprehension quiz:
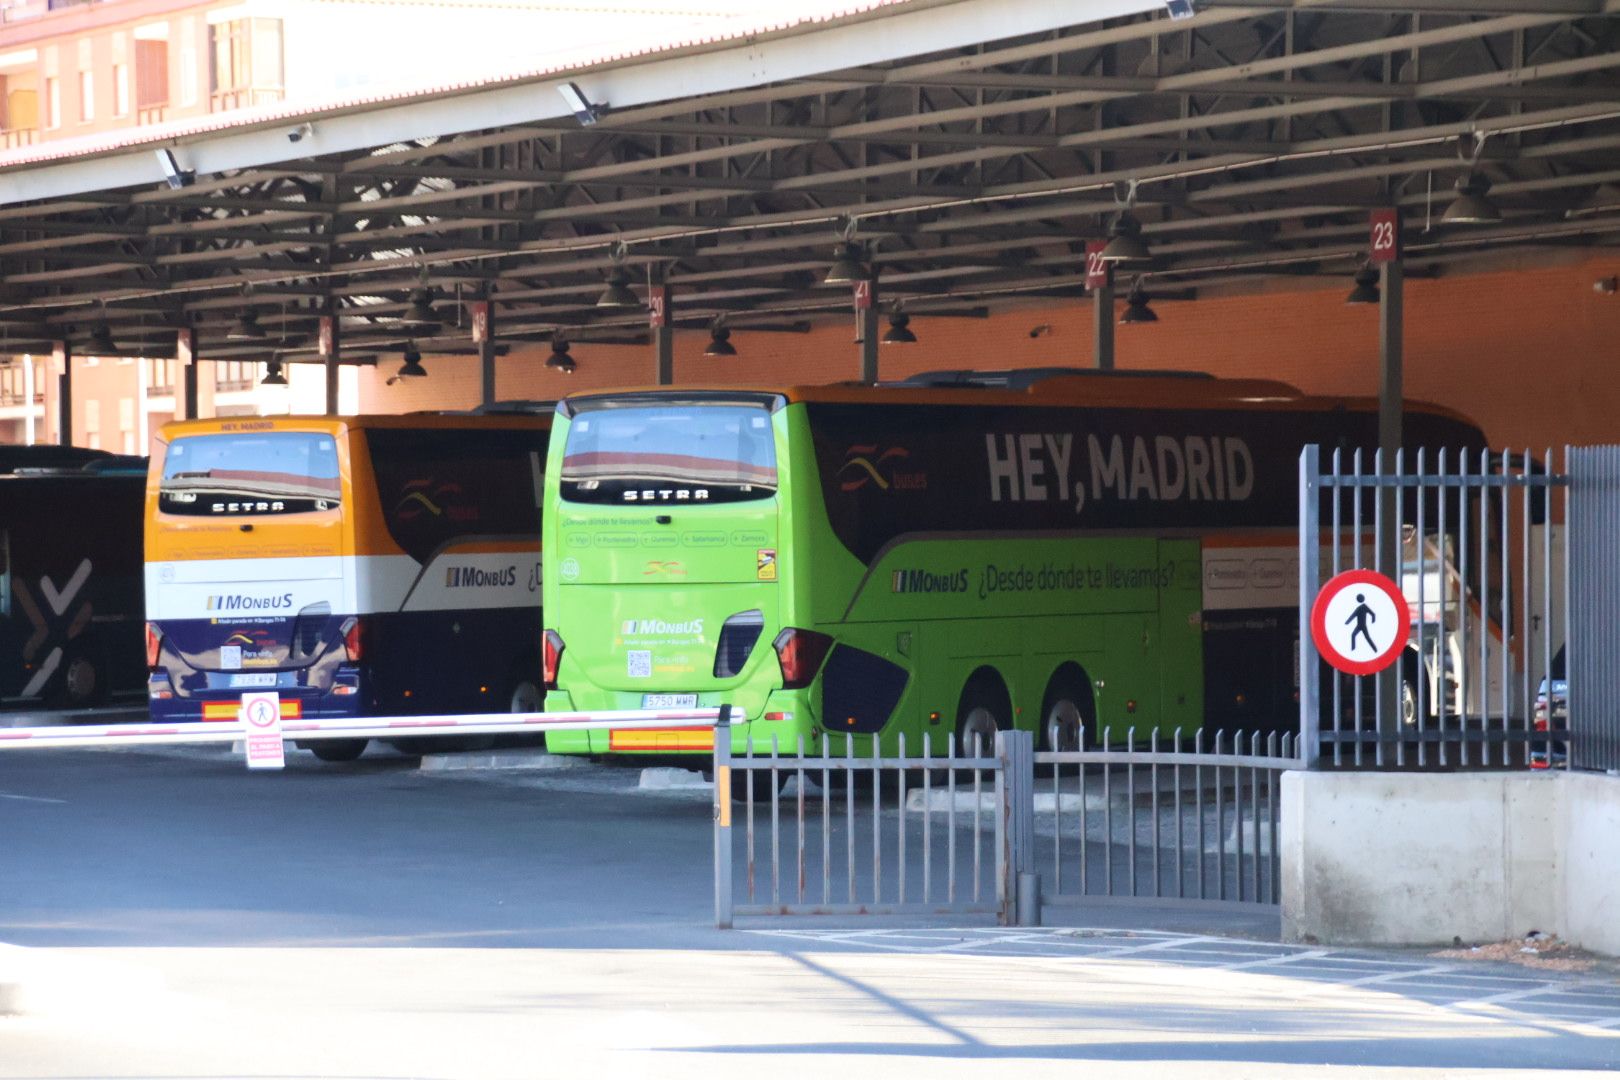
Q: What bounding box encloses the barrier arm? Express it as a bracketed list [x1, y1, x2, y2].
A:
[0, 708, 725, 751]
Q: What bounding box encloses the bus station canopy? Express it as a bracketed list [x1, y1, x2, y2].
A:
[2, 0, 1620, 365]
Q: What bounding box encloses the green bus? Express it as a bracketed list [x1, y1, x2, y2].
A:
[540, 369, 1485, 758]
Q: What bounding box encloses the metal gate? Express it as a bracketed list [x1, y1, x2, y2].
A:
[1569, 446, 1620, 772]
[1298, 445, 1572, 769]
[1036, 730, 1296, 909]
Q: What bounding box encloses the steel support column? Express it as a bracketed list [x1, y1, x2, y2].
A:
[322, 314, 341, 417]
[476, 300, 498, 405]
[652, 278, 674, 386]
[1093, 271, 1115, 370]
[1376, 257, 1404, 737]
[54, 341, 71, 447]
[178, 327, 198, 421]
[858, 275, 879, 384]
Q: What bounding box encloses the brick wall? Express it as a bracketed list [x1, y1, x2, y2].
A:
[361, 253, 1620, 449]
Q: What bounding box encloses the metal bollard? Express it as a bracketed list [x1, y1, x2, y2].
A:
[1016, 871, 1042, 927]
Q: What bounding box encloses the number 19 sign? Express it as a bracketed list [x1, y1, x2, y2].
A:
[1310, 569, 1411, 676]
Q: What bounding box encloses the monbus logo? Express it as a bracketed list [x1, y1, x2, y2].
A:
[620, 617, 705, 636]
[445, 565, 517, 588]
[206, 593, 294, 612]
[891, 568, 969, 594]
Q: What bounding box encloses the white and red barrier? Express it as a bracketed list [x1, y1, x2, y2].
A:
[0, 708, 725, 752]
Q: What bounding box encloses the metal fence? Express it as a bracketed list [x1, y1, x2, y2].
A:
[713, 725, 1298, 927]
[1037, 729, 1296, 908]
[1299, 445, 1572, 770]
[1570, 446, 1620, 773]
[713, 730, 1006, 927]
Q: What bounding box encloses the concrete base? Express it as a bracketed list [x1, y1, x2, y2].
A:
[1283, 769, 1620, 956]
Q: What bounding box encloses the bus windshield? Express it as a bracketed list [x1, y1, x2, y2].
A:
[160, 432, 341, 515]
[560, 403, 777, 504]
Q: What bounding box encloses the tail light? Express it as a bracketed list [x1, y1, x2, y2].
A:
[144, 623, 162, 668]
[342, 617, 365, 663]
[543, 629, 565, 689]
[771, 627, 834, 690]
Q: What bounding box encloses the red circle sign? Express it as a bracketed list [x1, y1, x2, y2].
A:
[1310, 569, 1411, 676]
[245, 699, 280, 729]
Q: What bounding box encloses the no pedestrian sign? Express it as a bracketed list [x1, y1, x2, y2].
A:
[1311, 569, 1411, 676]
[240, 692, 286, 770]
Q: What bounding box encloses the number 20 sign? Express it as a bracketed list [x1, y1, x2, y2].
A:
[1369, 209, 1401, 265]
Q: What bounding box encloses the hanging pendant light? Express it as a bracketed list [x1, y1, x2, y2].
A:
[260, 360, 288, 386]
[406, 288, 443, 326]
[1099, 210, 1153, 265]
[824, 242, 867, 285]
[88, 319, 118, 354]
[596, 242, 641, 309]
[396, 340, 427, 378]
[881, 308, 917, 344]
[1441, 172, 1501, 224]
[704, 320, 737, 357]
[546, 338, 576, 374]
[229, 309, 268, 340]
[1345, 266, 1381, 305]
[1118, 278, 1158, 324]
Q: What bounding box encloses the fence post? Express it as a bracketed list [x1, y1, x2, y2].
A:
[1299, 445, 1322, 770]
[713, 704, 734, 929]
[996, 728, 1036, 926]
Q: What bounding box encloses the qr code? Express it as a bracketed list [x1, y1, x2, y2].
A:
[626, 650, 652, 679]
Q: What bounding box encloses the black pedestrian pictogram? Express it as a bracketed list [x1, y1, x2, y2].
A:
[1346, 593, 1378, 653]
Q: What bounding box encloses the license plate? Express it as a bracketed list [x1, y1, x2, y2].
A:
[229, 673, 279, 689]
[641, 693, 697, 709]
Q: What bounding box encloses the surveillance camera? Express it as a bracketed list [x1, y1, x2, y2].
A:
[288, 122, 314, 144]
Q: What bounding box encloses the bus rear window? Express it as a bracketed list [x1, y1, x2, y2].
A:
[561, 405, 777, 504]
[160, 432, 341, 516]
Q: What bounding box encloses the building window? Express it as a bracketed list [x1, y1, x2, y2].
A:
[118, 397, 135, 432]
[146, 358, 175, 395]
[208, 18, 282, 111]
[77, 69, 93, 122]
[113, 63, 129, 117]
[45, 78, 60, 129]
[135, 40, 169, 115]
[84, 398, 100, 434]
[1, 76, 40, 139]
[215, 361, 254, 392]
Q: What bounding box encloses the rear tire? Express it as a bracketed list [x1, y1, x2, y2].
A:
[307, 738, 368, 763]
[1041, 668, 1095, 753]
[955, 673, 1010, 759]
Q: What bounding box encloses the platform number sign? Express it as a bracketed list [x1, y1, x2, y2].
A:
[852, 279, 873, 310]
[1085, 240, 1109, 290]
[1369, 209, 1401, 265]
[1310, 569, 1411, 677]
[648, 286, 668, 328]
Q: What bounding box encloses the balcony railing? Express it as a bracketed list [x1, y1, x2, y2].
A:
[136, 104, 167, 126]
[0, 128, 39, 150]
[208, 87, 284, 113]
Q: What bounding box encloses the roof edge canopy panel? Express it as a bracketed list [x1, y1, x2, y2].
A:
[1, 0, 1618, 364]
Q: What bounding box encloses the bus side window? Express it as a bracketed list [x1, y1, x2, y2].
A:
[0, 529, 10, 617]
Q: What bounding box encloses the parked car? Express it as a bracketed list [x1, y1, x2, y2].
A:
[1532, 646, 1567, 769]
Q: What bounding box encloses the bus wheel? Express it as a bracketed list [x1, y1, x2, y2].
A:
[61, 656, 101, 707]
[307, 738, 369, 763]
[1041, 668, 1095, 753]
[508, 678, 543, 714]
[955, 673, 1009, 758]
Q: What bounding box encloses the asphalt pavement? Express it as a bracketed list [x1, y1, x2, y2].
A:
[0, 741, 1615, 1077]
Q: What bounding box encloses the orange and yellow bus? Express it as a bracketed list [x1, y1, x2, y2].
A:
[145, 412, 550, 760]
